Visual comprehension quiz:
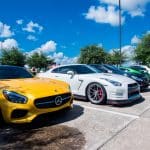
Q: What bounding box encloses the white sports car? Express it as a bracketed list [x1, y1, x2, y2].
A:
[37, 64, 141, 105]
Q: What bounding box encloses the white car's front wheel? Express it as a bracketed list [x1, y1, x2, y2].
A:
[86, 82, 106, 104]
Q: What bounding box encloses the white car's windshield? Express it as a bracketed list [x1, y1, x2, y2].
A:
[86, 65, 102, 73]
[52, 65, 102, 74]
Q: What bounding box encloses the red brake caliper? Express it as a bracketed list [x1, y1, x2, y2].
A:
[98, 88, 103, 98]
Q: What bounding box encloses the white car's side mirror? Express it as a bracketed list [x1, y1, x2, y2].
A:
[67, 71, 75, 78]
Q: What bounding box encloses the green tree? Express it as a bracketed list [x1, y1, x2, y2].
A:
[78, 45, 106, 64]
[104, 53, 113, 64]
[134, 34, 150, 65]
[27, 52, 53, 69]
[0, 48, 26, 66]
[109, 50, 126, 66]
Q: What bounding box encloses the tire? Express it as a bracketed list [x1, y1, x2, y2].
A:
[86, 82, 106, 104]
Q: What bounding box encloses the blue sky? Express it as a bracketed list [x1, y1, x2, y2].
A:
[0, 0, 150, 64]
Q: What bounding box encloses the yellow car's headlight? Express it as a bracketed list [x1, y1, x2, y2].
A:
[3, 90, 28, 104]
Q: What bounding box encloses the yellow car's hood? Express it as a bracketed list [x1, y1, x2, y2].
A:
[0, 78, 70, 98]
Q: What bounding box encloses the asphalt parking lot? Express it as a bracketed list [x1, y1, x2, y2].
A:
[0, 87, 150, 150]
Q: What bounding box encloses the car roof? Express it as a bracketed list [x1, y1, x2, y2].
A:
[51, 64, 87, 68]
[0, 65, 24, 69]
[49, 64, 88, 71]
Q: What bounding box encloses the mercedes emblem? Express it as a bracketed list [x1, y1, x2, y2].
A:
[55, 96, 63, 106]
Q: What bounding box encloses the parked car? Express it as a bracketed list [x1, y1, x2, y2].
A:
[130, 65, 150, 80]
[38, 64, 141, 105]
[120, 66, 142, 74]
[0, 65, 73, 123]
[130, 65, 149, 73]
[91, 64, 149, 90]
[120, 66, 150, 84]
[139, 65, 150, 74]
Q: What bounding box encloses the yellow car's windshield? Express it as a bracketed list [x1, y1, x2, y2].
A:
[0, 66, 33, 79]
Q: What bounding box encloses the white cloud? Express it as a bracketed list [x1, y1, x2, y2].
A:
[85, 0, 150, 26]
[27, 35, 37, 41]
[131, 35, 141, 44]
[16, 19, 23, 25]
[100, 0, 150, 17]
[85, 6, 125, 26]
[48, 52, 78, 65]
[109, 45, 136, 62]
[60, 56, 78, 65]
[0, 39, 18, 49]
[121, 45, 136, 65]
[53, 52, 64, 59]
[38, 40, 56, 53]
[23, 21, 43, 33]
[0, 22, 14, 38]
[122, 45, 136, 58]
[29, 40, 57, 55]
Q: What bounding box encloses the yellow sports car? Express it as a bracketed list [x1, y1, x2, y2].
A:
[0, 65, 73, 123]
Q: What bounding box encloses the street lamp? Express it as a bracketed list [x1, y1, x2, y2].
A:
[119, 0, 122, 66]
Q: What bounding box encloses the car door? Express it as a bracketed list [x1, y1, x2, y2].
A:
[50, 66, 82, 94]
[45, 67, 62, 80]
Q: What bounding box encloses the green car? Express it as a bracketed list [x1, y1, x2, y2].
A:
[120, 66, 142, 75]
[119, 66, 150, 83]
[130, 65, 150, 80]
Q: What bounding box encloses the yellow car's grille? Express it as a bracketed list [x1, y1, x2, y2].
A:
[34, 93, 71, 108]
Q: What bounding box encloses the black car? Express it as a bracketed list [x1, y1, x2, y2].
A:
[90, 64, 149, 90]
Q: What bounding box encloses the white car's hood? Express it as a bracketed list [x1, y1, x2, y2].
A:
[80, 73, 136, 84]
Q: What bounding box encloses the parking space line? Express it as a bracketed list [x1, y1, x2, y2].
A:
[97, 118, 136, 150]
[77, 104, 139, 119]
[140, 105, 150, 117]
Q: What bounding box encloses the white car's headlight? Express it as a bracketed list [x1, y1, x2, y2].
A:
[102, 78, 122, 86]
[131, 76, 143, 82]
[3, 90, 28, 104]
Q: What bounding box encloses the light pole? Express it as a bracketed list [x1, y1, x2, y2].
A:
[119, 0, 122, 66]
